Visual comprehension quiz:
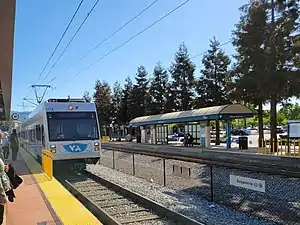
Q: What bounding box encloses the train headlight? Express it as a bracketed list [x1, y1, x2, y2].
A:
[50, 145, 56, 153]
[94, 142, 100, 151]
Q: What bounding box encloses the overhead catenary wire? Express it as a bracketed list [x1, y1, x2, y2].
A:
[35, 0, 84, 84]
[191, 40, 232, 59]
[21, 0, 84, 104]
[48, 0, 162, 83]
[42, 0, 101, 83]
[56, 0, 192, 86]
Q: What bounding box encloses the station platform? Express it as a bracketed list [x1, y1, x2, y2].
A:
[101, 142, 300, 171]
[4, 147, 102, 225]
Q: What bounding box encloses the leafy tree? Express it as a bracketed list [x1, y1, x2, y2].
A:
[149, 62, 169, 114]
[279, 103, 300, 120]
[93, 80, 112, 125]
[82, 91, 92, 102]
[119, 77, 134, 123]
[170, 43, 196, 111]
[111, 81, 123, 124]
[131, 66, 150, 117]
[196, 37, 232, 107]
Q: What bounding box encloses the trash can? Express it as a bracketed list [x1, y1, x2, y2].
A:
[238, 136, 248, 149]
[136, 135, 141, 143]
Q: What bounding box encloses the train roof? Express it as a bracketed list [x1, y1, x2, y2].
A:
[27, 98, 94, 120]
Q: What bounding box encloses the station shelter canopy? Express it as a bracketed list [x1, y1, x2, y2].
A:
[129, 104, 254, 126]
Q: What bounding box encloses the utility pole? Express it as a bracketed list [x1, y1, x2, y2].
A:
[270, 0, 277, 153]
[23, 98, 38, 107]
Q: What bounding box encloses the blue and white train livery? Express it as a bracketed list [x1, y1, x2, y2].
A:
[16, 98, 101, 170]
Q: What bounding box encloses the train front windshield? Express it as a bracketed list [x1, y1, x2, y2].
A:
[47, 112, 99, 141]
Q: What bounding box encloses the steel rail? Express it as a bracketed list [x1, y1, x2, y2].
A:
[64, 170, 205, 225]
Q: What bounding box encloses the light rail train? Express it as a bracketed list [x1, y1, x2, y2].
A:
[16, 98, 101, 170]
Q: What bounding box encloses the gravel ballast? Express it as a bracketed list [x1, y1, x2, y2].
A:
[87, 164, 276, 225]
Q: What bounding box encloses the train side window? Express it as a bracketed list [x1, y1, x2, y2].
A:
[36, 125, 41, 142]
[41, 125, 45, 147]
[29, 129, 34, 142]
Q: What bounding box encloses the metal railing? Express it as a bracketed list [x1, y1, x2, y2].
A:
[258, 138, 300, 157]
[99, 147, 300, 225]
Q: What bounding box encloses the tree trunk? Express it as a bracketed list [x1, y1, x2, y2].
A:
[258, 102, 265, 148]
[215, 120, 220, 145]
[270, 95, 277, 152]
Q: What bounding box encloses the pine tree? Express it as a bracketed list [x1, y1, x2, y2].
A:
[149, 62, 169, 114]
[170, 43, 196, 111]
[232, 1, 269, 147]
[82, 91, 91, 102]
[196, 37, 232, 107]
[111, 81, 123, 124]
[264, 0, 299, 151]
[119, 77, 134, 123]
[164, 83, 177, 113]
[294, 34, 300, 67]
[233, 0, 300, 151]
[131, 66, 149, 117]
[93, 80, 112, 125]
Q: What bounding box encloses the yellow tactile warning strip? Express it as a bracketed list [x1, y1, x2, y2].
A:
[19, 148, 102, 225]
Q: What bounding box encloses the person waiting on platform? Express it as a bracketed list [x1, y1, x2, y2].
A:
[10, 129, 19, 162]
[0, 158, 12, 225]
[184, 134, 188, 147]
[1, 133, 10, 160]
[187, 133, 194, 147]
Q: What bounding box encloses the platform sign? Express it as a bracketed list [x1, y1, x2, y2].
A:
[11, 113, 19, 120]
[288, 120, 300, 138]
[230, 174, 265, 193]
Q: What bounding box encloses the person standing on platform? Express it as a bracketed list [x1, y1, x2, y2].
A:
[0, 158, 12, 225]
[10, 129, 19, 162]
[1, 133, 10, 161]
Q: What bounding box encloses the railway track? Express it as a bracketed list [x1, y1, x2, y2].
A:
[63, 171, 204, 225]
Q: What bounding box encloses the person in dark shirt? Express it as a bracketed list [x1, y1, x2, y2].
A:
[10, 129, 19, 161]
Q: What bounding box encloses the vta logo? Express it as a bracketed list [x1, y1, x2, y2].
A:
[69, 145, 81, 152]
[63, 143, 87, 153]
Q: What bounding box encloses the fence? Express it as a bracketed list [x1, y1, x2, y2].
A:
[258, 139, 300, 157]
[99, 148, 300, 225]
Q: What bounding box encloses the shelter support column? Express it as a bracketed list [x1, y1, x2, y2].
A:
[215, 120, 220, 145]
[140, 126, 146, 143]
[200, 121, 211, 147]
[205, 125, 211, 147]
[226, 120, 231, 149]
[150, 125, 156, 144]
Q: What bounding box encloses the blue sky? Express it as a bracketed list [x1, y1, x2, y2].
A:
[12, 0, 254, 111]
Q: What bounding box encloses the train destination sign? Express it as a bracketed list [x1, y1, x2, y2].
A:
[230, 174, 265, 193]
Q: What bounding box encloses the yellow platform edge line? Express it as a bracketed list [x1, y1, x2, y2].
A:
[19, 148, 102, 225]
[3, 205, 6, 225]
